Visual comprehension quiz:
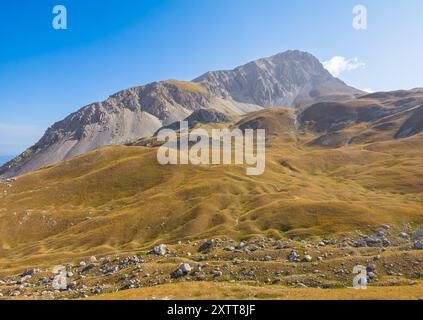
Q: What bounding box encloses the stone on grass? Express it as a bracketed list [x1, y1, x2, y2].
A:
[199, 239, 215, 252]
[153, 244, 167, 256]
[303, 255, 313, 262]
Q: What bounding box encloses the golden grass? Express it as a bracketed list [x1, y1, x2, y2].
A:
[166, 80, 208, 95]
[89, 281, 423, 300]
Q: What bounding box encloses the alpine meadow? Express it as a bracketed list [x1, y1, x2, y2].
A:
[1, 1, 423, 302]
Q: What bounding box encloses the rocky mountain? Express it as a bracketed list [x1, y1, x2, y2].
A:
[0, 81, 211, 177]
[0, 50, 363, 178]
[194, 50, 363, 108]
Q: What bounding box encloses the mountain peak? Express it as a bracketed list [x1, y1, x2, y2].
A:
[194, 50, 361, 108]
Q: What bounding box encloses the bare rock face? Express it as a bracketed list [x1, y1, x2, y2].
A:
[194, 50, 363, 108]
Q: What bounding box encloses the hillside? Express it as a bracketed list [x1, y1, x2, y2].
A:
[1, 107, 423, 264]
[0, 104, 423, 299]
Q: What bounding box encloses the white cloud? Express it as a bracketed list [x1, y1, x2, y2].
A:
[360, 88, 374, 93]
[322, 56, 366, 77]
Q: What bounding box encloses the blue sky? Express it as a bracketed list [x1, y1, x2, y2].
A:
[1, 0, 423, 158]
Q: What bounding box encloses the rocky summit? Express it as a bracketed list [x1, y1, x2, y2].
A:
[193, 50, 362, 108]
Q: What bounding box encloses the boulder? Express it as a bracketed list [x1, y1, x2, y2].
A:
[275, 240, 289, 249]
[171, 263, 192, 278]
[303, 255, 313, 262]
[199, 239, 215, 252]
[365, 237, 382, 247]
[413, 240, 423, 250]
[413, 231, 423, 241]
[153, 244, 167, 256]
[288, 250, 300, 262]
[399, 232, 409, 239]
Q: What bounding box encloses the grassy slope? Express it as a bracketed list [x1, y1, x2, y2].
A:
[1, 110, 423, 273]
[165, 80, 208, 95]
[89, 281, 423, 300]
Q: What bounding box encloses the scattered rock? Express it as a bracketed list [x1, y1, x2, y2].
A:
[303, 255, 313, 263]
[245, 245, 259, 252]
[80, 264, 96, 274]
[413, 231, 423, 241]
[367, 272, 377, 280]
[129, 255, 140, 264]
[9, 290, 21, 297]
[153, 244, 168, 256]
[365, 237, 382, 247]
[413, 240, 423, 250]
[366, 264, 376, 273]
[196, 275, 206, 281]
[92, 286, 102, 295]
[21, 269, 37, 277]
[235, 242, 246, 250]
[399, 232, 409, 239]
[242, 270, 255, 277]
[355, 239, 367, 247]
[376, 229, 386, 237]
[382, 238, 391, 247]
[199, 239, 215, 252]
[171, 263, 192, 278]
[212, 270, 223, 278]
[288, 250, 300, 262]
[275, 240, 289, 249]
[19, 275, 32, 284]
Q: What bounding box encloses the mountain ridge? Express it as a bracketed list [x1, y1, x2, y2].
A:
[0, 50, 363, 178]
